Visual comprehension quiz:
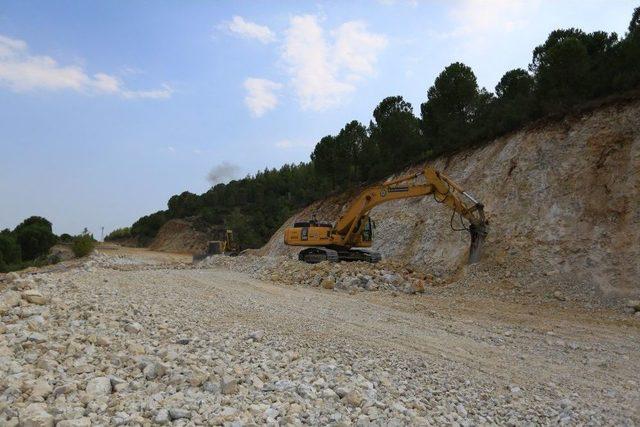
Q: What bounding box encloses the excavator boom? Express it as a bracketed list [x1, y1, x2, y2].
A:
[284, 166, 488, 264]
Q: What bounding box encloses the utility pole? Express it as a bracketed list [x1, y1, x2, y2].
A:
[101, 226, 104, 241]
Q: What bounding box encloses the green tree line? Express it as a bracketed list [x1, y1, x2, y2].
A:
[0, 216, 58, 272]
[123, 8, 640, 249]
[1, 216, 96, 272]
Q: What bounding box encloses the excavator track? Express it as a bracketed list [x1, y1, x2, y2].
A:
[298, 248, 339, 263]
[298, 247, 381, 264]
[335, 248, 381, 263]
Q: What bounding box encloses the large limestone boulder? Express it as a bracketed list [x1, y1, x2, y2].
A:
[22, 289, 46, 305]
[0, 290, 21, 314]
[20, 403, 54, 427]
[85, 377, 112, 397]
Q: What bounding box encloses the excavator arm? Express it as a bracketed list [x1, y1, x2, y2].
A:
[333, 166, 487, 263]
[422, 167, 487, 263]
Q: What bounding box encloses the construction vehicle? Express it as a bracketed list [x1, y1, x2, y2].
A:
[192, 228, 239, 262]
[284, 166, 487, 264]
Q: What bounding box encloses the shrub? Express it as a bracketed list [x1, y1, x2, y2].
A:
[33, 255, 52, 268]
[105, 227, 131, 241]
[0, 234, 21, 265]
[14, 216, 53, 233]
[72, 235, 95, 258]
[15, 224, 57, 261]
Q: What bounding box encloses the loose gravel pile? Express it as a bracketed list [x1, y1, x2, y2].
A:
[201, 255, 432, 294]
[200, 254, 640, 313]
[1, 250, 639, 426]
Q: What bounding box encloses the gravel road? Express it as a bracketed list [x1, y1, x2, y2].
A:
[1, 247, 639, 425]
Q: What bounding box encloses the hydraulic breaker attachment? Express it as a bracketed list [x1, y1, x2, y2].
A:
[468, 222, 487, 264]
[465, 201, 487, 264]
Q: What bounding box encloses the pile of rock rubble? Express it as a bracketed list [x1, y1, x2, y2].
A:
[199, 253, 640, 314]
[199, 255, 432, 294]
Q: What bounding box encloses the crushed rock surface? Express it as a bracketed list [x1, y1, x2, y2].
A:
[1, 248, 639, 426]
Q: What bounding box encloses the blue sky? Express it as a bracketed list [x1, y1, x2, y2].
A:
[0, 0, 636, 237]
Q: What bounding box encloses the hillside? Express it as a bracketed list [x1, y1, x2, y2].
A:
[148, 219, 210, 254]
[259, 98, 640, 300]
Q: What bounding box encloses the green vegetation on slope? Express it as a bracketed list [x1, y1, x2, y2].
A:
[104, 227, 132, 241]
[124, 7, 640, 250]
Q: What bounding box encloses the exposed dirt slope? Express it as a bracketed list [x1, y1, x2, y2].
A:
[148, 219, 210, 254]
[260, 99, 640, 301]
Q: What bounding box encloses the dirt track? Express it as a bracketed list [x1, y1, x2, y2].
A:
[1, 247, 639, 425]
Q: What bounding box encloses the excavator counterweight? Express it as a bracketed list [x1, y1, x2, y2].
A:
[284, 166, 488, 264]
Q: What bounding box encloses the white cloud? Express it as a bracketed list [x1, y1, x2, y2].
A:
[0, 34, 172, 98]
[282, 15, 387, 111]
[0, 35, 27, 56]
[333, 21, 388, 80]
[445, 0, 539, 45]
[122, 83, 173, 99]
[207, 162, 241, 186]
[224, 16, 276, 44]
[282, 15, 350, 111]
[275, 139, 314, 149]
[244, 77, 282, 117]
[92, 73, 121, 93]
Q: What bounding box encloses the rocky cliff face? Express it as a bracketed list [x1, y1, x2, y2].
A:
[260, 99, 640, 300]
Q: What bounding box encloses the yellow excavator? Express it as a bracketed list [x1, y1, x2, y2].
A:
[284, 166, 488, 264]
[192, 228, 240, 262]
